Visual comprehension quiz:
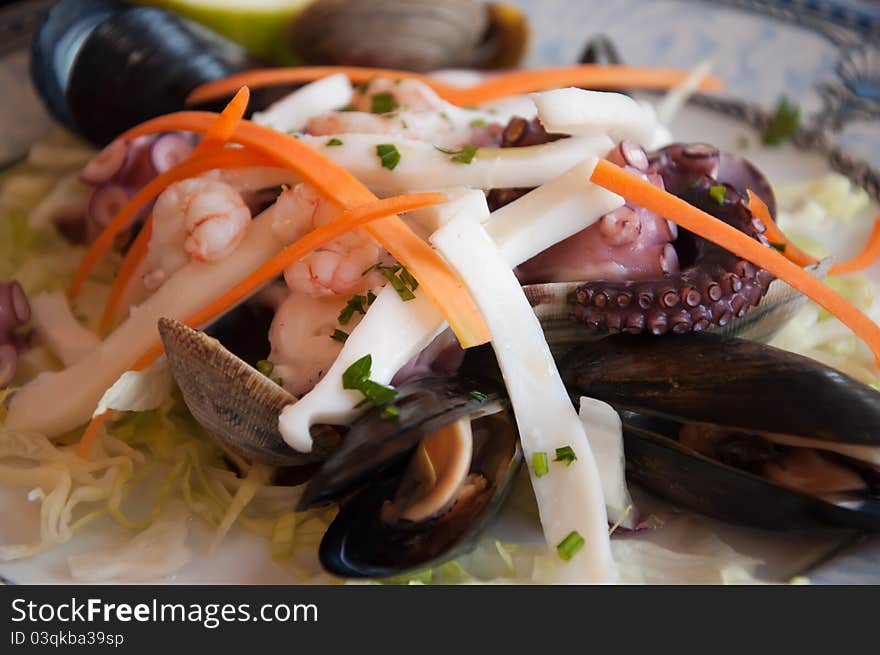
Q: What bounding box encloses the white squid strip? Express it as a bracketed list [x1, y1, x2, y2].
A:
[532, 88, 656, 145]
[431, 210, 616, 584]
[280, 159, 623, 448]
[295, 133, 612, 195]
[5, 206, 286, 437]
[28, 291, 102, 367]
[579, 397, 637, 529]
[252, 73, 353, 133]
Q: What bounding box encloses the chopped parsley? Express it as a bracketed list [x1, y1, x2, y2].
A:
[469, 118, 488, 128]
[709, 185, 727, 205]
[379, 263, 419, 301]
[342, 354, 400, 419]
[325, 138, 343, 146]
[556, 531, 585, 561]
[553, 446, 578, 466]
[338, 293, 374, 325]
[330, 329, 349, 343]
[532, 452, 549, 478]
[370, 91, 399, 114]
[376, 143, 401, 170]
[763, 96, 800, 145]
[433, 144, 478, 164]
[256, 360, 274, 378]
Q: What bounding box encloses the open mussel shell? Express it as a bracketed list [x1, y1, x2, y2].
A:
[158, 318, 340, 468]
[32, 0, 259, 146]
[299, 376, 521, 579]
[620, 412, 880, 531]
[287, 0, 528, 72]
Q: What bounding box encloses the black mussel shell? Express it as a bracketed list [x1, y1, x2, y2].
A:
[32, 0, 259, 146]
[317, 406, 522, 578]
[621, 411, 880, 531]
[560, 333, 880, 447]
[298, 376, 508, 510]
[579, 34, 623, 65]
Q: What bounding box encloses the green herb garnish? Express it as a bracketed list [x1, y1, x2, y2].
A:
[553, 446, 578, 466]
[330, 329, 349, 343]
[532, 452, 549, 478]
[469, 118, 488, 128]
[256, 360, 274, 378]
[763, 96, 800, 145]
[380, 264, 419, 301]
[556, 531, 585, 561]
[380, 404, 400, 421]
[342, 354, 400, 414]
[325, 138, 343, 146]
[433, 144, 478, 165]
[370, 92, 399, 114]
[338, 294, 369, 325]
[376, 144, 401, 170]
[770, 242, 787, 253]
[709, 185, 727, 205]
[469, 390, 488, 402]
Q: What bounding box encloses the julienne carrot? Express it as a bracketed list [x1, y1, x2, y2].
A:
[185, 64, 724, 107]
[590, 159, 880, 365]
[829, 219, 880, 275]
[748, 190, 880, 276]
[128, 192, 450, 372]
[191, 86, 249, 157]
[76, 192, 448, 458]
[747, 190, 817, 268]
[99, 215, 154, 334]
[67, 148, 274, 298]
[120, 112, 492, 347]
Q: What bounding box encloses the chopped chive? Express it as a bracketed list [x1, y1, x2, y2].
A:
[398, 266, 419, 291]
[376, 144, 401, 170]
[433, 145, 457, 155]
[325, 138, 343, 146]
[366, 290, 377, 305]
[370, 91, 399, 114]
[361, 263, 379, 276]
[338, 294, 368, 325]
[709, 185, 727, 205]
[450, 144, 477, 164]
[553, 446, 578, 466]
[763, 96, 800, 145]
[770, 242, 787, 253]
[382, 267, 416, 301]
[469, 390, 488, 402]
[380, 404, 400, 421]
[532, 452, 549, 478]
[342, 354, 372, 390]
[330, 329, 349, 343]
[556, 531, 585, 561]
[256, 359, 274, 377]
[469, 118, 488, 128]
[400, 118, 408, 129]
[360, 379, 399, 405]
[273, 377, 284, 387]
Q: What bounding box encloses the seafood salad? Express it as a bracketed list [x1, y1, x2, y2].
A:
[1, 0, 880, 585]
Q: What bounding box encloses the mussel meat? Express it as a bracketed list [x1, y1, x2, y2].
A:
[287, 0, 529, 72]
[31, 0, 260, 146]
[297, 376, 522, 579]
[559, 333, 880, 531]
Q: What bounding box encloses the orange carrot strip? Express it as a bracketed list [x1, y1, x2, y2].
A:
[185, 65, 723, 107]
[75, 412, 107, 458]
[192, 86, 249, 157]
[99, 215, 154, 335]
[590, 159, 880, 365]
[747, 190, 818, 268]
[829, 218, 880, 275]
[67, 148, 274, 299]
[128, 192, 450, 372]
[446, 65, 724, 106]
[121, 113, 491, 347]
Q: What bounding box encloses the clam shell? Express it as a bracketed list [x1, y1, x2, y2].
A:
[158, 318, 339, 467]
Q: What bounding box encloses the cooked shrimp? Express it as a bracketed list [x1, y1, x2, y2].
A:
[143, 178, 251, 290]
[271, 183, 386, 297]
[268, 290, 367, 397]
[350, 78, 445, 113]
